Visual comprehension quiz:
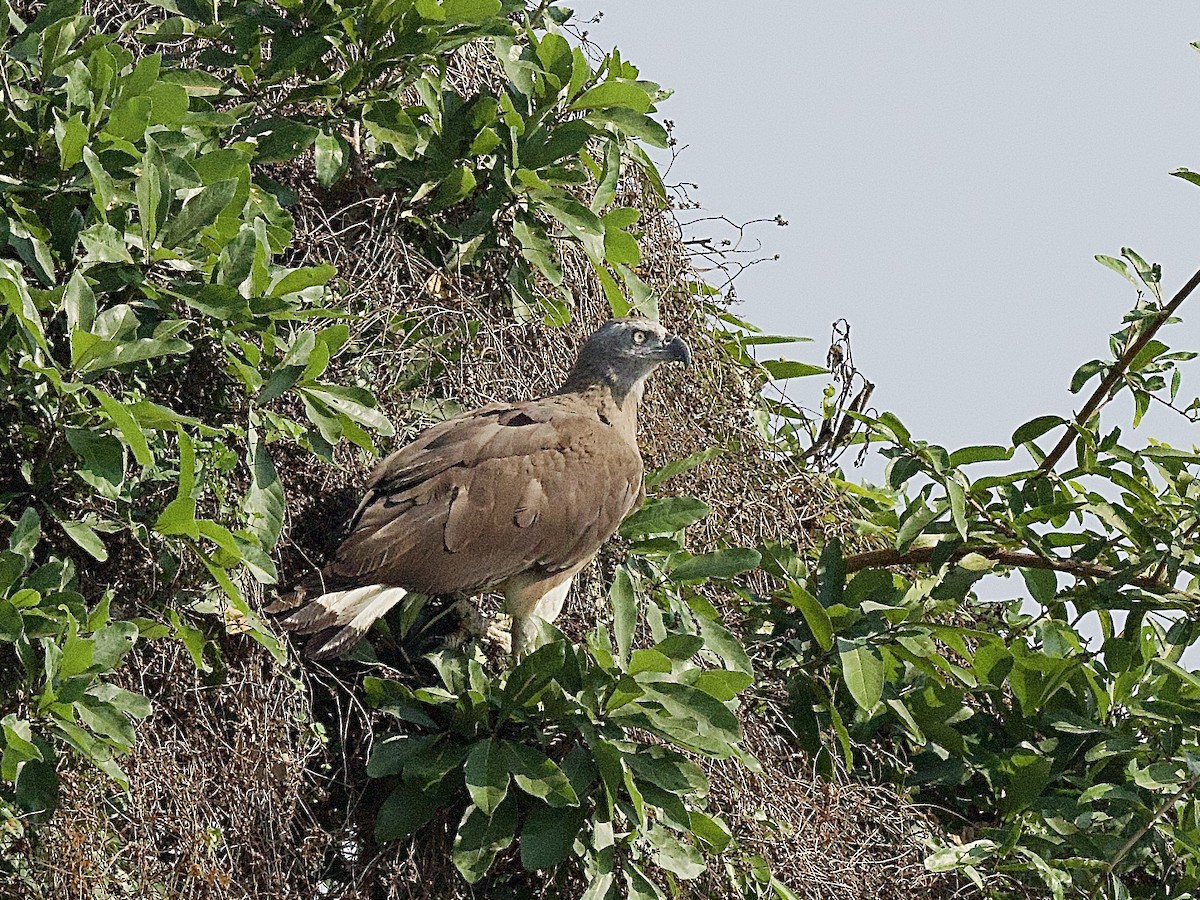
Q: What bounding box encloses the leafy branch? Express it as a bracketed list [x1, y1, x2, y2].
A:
[841, 544, 1196, 601]
[1039, 263, 1200, 473]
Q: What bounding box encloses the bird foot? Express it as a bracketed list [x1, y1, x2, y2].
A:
[446, 598, 512, 657]
[486, 614, 513, 656]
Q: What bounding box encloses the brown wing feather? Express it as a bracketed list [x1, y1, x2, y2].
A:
[315, 396, 642, 598]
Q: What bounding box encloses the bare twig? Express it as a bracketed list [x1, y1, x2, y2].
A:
[1040, 265, 1200, 474]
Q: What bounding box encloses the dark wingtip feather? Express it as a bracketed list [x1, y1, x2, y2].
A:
[280, 601, 340, 635]
[305, 624, 364, 661]
[264, 587, 306, 615]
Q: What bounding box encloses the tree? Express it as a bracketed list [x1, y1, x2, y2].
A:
[3, 2, 1200, 898]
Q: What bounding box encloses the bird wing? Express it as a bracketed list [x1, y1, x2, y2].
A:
[319, 396, 643, 596]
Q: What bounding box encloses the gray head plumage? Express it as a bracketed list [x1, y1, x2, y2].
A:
[558, 317, 691, 402]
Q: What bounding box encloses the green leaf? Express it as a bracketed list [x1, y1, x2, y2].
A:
[694, 613, 753, 676]
[644, 823, 705, 880]
[1021, 567, 1057, 604]
[1069, 359, 1105, 394]
[9, 508, 41, 559]
[502, 741, 579, 807]
[250, 118, 319, 164]
[784, 582, 833, 651]
[669, 548, 760, 582]
[610, 566, 636, 665]
[146, 81, 189, 125]
[520, 804, 582, 870]
[273, 264, 337, 299]
[837, 638, 884, 711]
[430, 165, 477, 210]
[303, 387, 395, 436]
[170, 610, 210, 673]
[603, 226, 640, 267]
[104, 95, 151, 142]
[629, 648, 671, 675]
[589, 107, 670, 148]
[946, 479, 967, 540]
[65, 428, 125, 497]
[688, 811, 732, 854]
[57, 111, 87, 169]
[442, 0, 502, 23]
[0, 601, 23, 642]
[620, 497, 710, 538]
[92, 621, 138, 670]
[513, 216, 564, 286]
[89, 387, 153, 466]
[624, 863, 667, 900]
[539, 194, 605, 260]
[997, 751, 1052, 814]
[64, 270, 96, 334]
[136, 140, 170, 250]
[501, 640, 565, 713]
[464, 739, 509, 816]
[570, 80, 652, 113]
[693, 669, 753, 702]
[79, 223, 133, 264]
[948, 444, 1012, 466]
[1130, 339, 1169, 373]
[83, 147, 117, 212]
[645, 447, 723, 489]
[1096, 253, 1139, 287]
[522, 120, 593, 170]
[59, 519, 108, 561]
[761, 359, 828, 380]
[314, 131, 349, 187]
[77, 335, 192, 374]
[75, 698, 135, 748]
[14, 760, 58, 815]
[535, 32, 574, 86]
[366, 734, 438, 778]
[635, 682, 742, 756]
[159, 179, 239, 248]
[651, 634, 704, 660]
[243, 439, 284, 548]
[452, 799, 517, 884]
[1170, 168, 1200, 189]
[375, 780, 442, 842]
[1012, 415, 1064, 446]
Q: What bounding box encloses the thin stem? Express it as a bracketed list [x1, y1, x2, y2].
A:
[1086, 775, 1199, 900]
[1040, 266, 1200, 474]
[842, 544, 1198, 603]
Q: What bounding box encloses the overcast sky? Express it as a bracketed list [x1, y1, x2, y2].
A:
[576, 3, 1200, 461]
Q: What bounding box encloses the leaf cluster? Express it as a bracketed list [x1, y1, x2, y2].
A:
[742, 256, 1200, 898]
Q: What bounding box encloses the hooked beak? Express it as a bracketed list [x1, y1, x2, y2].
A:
[658, 334, 692, 368]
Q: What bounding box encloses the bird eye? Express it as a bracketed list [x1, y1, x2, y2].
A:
[632, 330, 647, 345]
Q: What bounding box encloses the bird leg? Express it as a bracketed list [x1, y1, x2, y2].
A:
[508, 576, 575, 657]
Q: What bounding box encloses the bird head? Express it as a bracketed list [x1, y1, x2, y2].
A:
[560, 317, 692, 403]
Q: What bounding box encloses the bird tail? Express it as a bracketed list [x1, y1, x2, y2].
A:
[269, 580, 408, 660]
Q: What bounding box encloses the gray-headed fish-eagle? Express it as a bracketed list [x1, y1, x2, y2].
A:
[271, 318, 692, 659]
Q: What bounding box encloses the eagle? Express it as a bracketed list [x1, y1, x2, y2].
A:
[273, 317, 692, 659]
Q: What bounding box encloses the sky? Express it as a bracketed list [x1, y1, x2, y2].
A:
[572, 4, 1200, 655]
[574, 3, 1200, 462]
